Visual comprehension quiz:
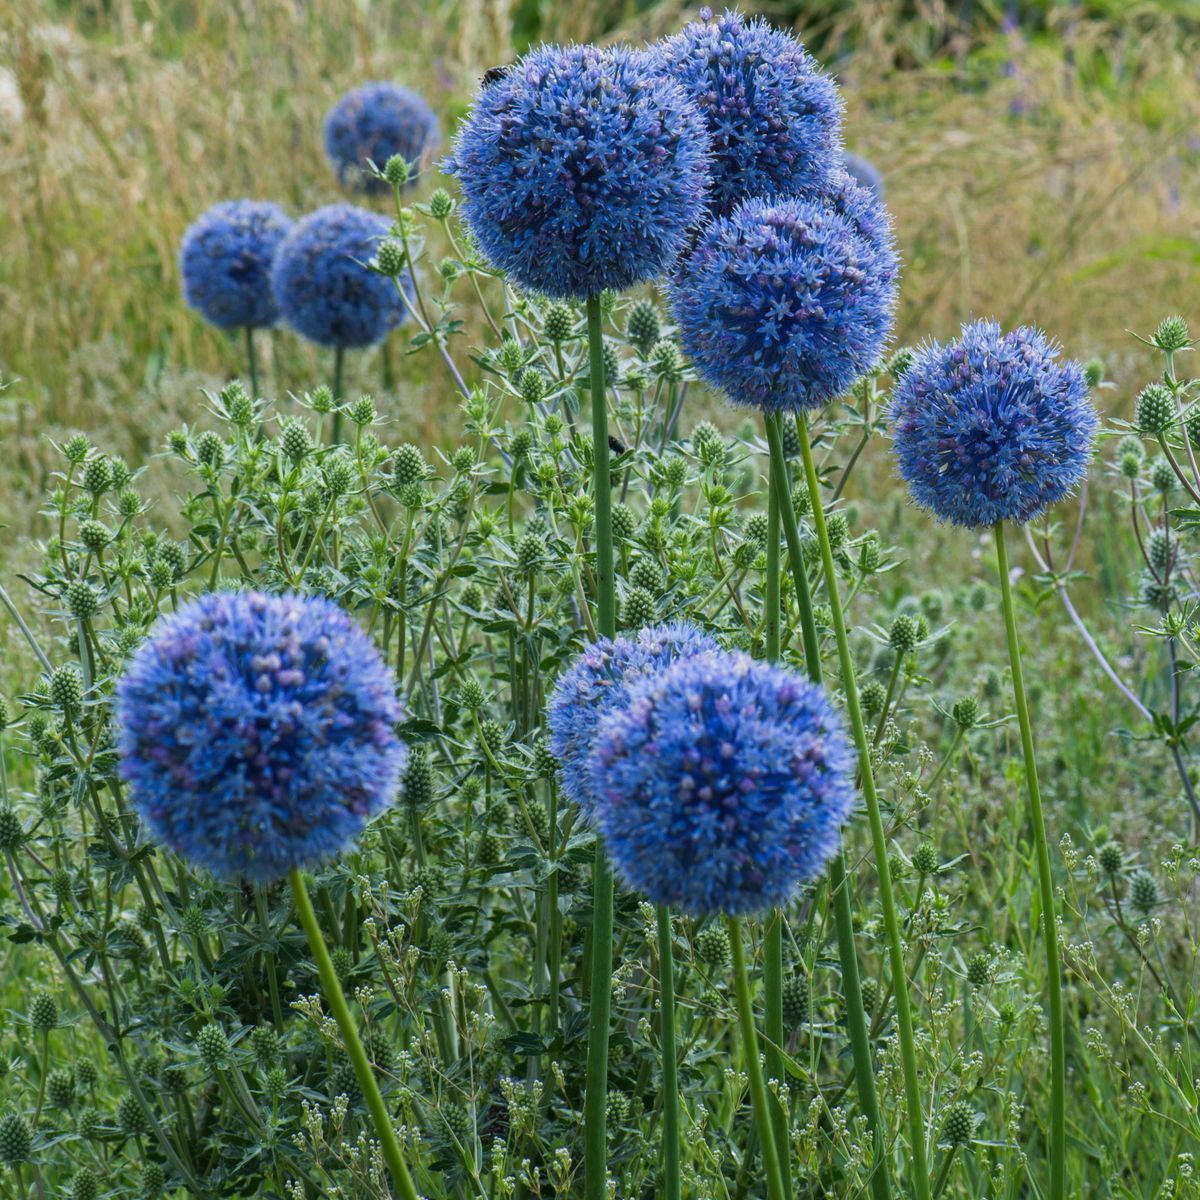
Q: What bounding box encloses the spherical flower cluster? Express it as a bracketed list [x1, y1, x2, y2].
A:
[271, 204, 412, 348]
[180, 200, 293, 330]
[446, 44, 712, 299]
[324, 83, 440, 193]
[670, 194, 898, 411]
[117, 591, 407, 882]
[889, 320, 1097, 528]
[659, 8, 842, 216]
[588, 650, 854, 916]
[546, 623, 718, 817]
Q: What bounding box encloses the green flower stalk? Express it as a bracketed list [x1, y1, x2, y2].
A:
[290, 869, 421, 1200]
[994, 523, 1066, 1198]
[795, 413, 931, 1200]
[765, 412, 893, 1200]
[584, 291, 617, 1200]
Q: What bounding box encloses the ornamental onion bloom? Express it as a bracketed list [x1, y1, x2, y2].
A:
[324, 82, 440, 193]
[271, 204, 412, 348]
[180, 200, 293, 330]
[546, 623, 718, 819]
[670, 193, 898, 411]
[445, 44, 712, 300]
[588, 650, 854, 917]
[117, 591, 406, 882]
[659, 8, 842, 217]
[889, 320, 1098, 528]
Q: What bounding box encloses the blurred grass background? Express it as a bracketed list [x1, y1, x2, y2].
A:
[1, 0, 1196, 501]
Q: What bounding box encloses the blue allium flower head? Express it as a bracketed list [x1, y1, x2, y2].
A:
[324, 82, 440, 193]
[271, 204, 412, 348]
[179, 200, 293, 330]
[546, 623, 719, 818]
[659, 8, 843, 217]
[445, 44, 712, 299]
[889, 320, 1098, 528]
[810, 168, 896, 270]
[670, 195, 898, 411]
[117, 591, 406, 883]
[588, 651, 855, 917]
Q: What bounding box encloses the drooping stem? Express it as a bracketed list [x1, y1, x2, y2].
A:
[331, 345, 345, 446]
[727, 915, 787, 1200]
[765, 411, 892, 1200]
[994, 521, 1066, 1200]
[289, 868, 421, 1200]
[584, 291, 615, 1200]
[245, 326, 260, 401]
[656, 904, 682, 1200]
[796, 412, 931, 1200]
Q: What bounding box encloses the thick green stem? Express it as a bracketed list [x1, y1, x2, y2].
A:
[289, 869, 420, 1200]
[765, 411, 892, 1200]
[331, 345, 345, 446]
[762, 464, 791, 1198]
[584, 291, 615, 1200]
[245, 326, 259, 401]
[797, 413, 930, 1200]
[657, 904, 681, 1200]
[727, 915, 787, 1200]
[994, 522, 1066, 1200]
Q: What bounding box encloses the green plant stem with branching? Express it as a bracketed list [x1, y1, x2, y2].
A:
[656, 905, 681, 1200]
[288, 868, 421, 1200]
[796, 412, 931, 1200]
[765, 411, 893, 1200]
[994, 521, 1066, 1200]
[584, 291, 615, 1200]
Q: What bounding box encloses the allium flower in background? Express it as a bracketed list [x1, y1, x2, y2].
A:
[546, 623, 718, 818]
[271, 204, 412, 347]
[659, 8, 842, 217]
[117, 591, 406, 882]
[842, 151, 883, 199]
[588, 650, 855, 917]
[445, 44, 712, 299]
[671, 194, 898, 411]
[324, 82, 440, 193]
[810, 168, 896, 268]
[889, 319, 1097, 528]
[180, 200, 293, 329]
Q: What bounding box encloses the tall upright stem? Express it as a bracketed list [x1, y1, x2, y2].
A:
[245, 326, 260, 401]
[656, 904, 681, 1200]
[289, 869, 421, 1200]
[584, 291, 615, 1200]
[762, 456, 792, 1198]
[796, 413, 930, 1200]
[332, 345, 345, 445]
[727, 915, 787, 1200]
[994, 522, 1066, 1200]
[765, 412, 892, 1200]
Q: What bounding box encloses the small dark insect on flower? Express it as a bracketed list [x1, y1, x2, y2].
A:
[608, 435, 628, 456]
[481, 65, 511, 88]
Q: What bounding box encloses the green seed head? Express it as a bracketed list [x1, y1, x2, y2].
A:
[383, 154, 410, 187]
[1153, 315, 1190, 353]
[78, 520, 111, 553]
[1135, 384, 1174, 436]
[197, 1023, 229, 1073]
[83, 456, 112, 495]
[650, 339, 683, 382]
[50, 664, 84, 713]
[626, 300, 661, 356]
[71, 1167, 99, 1200]
[0, 1114, 32, 1166]
[1151, 458, 1175, 493]
[694, 925, 731, 968]
[621, 586, 657, 630]
[516, 532, 546, 575]
[1097, 840, 1123, 875]
[889, 613, 922, 655]
[860, 680, 887, 716]
[428, 188, 454, 220]
[29, 990, 58, 1033]
[392, 443, 426, 489]
[952, 696, 979, 730]
[118, 1092, 148, 1137]
[966, 952, 992, 988]
[375, 238, 406, 277]
[349, 395, 377, 427]
[1130, 870, 1158, 912]
[518, 367, 547, 408]
[942, 1100, 976, 1147]
[66, 581, 100, 620]
[402, 744, 434, 806]
[249, 1026, 280, 1069]
[195, 430, 225, 469]
[64, 433, 91, 464]
[543, 303, 574, 342]
[912, 843, 938, 876]
[782, 974, 810, 1026]
[139, 1161, 165, 1197]
[611, 502, 636, 541]
[47, 1068, 75, 1109]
